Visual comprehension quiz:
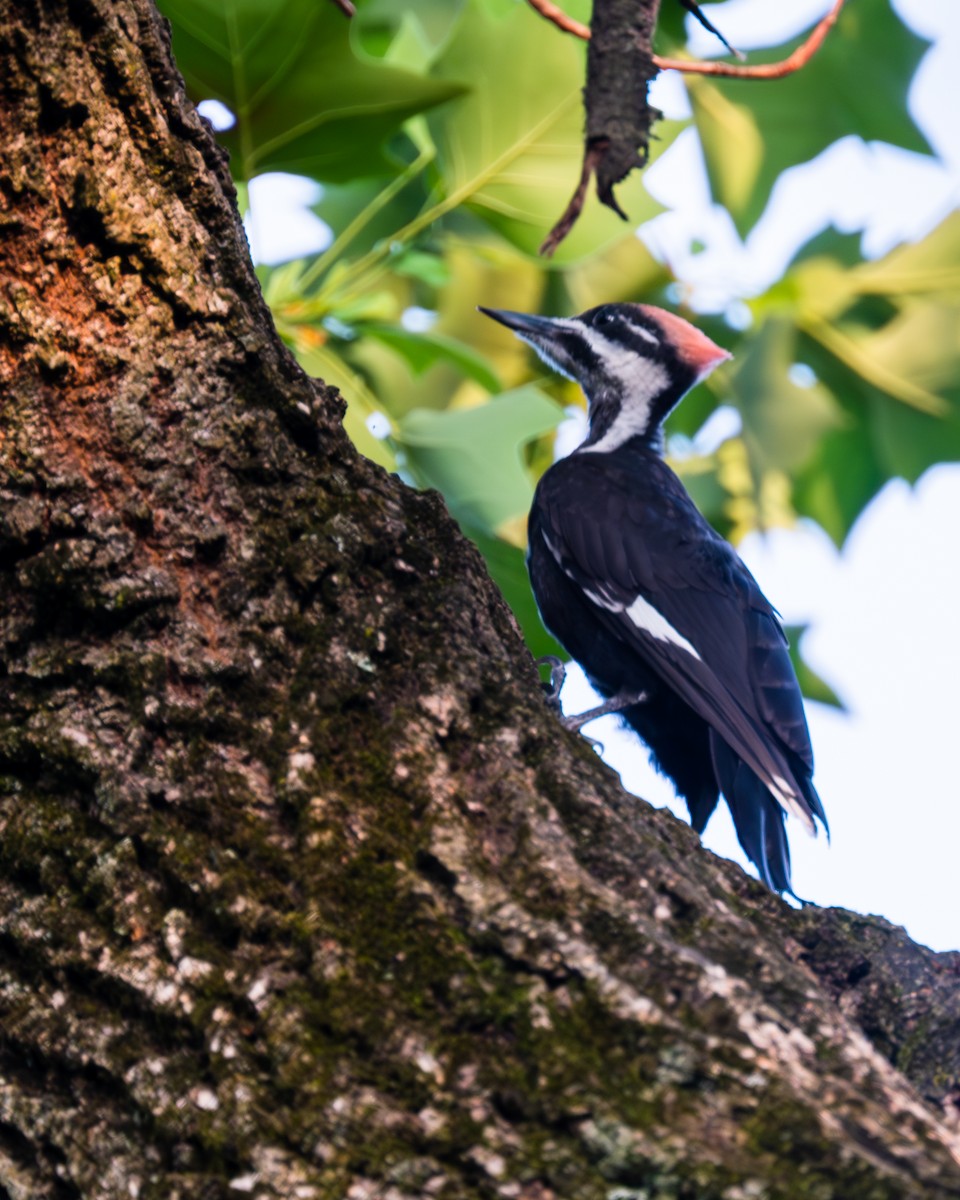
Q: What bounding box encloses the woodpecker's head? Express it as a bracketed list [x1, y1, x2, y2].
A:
[479, 303, 731, 452]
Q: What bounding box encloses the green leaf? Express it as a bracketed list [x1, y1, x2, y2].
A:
[783, 626, 845, 710]
[310, 178, 427, 263]
[395, 388, 564, 535]
[289, 338, 398, 472]
[688, 0, 933, 235]
[353, 0, 467, 69]
[563, 233, 671, 311]
[361, 324, 502, 392]
[850, 210, 960, 299]
[461, 525, 564, 662]
[427, 0, 683, 264]
[854, 302, 960, 480]
[391, 250, 451, 288]
[729, 319, 846, 477]
[788, 337, 890, 543]
[158, 0, 461, 182]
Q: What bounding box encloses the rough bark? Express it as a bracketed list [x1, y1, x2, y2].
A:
[0, 2, 958, 1198]
[585, 0, 661, 213]
[542, 0, 662, 254]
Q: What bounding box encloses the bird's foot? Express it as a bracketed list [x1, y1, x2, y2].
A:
[535, 655, 567, 710]
[560, 689, 648, 734]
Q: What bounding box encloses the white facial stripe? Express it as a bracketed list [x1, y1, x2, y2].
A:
[573, 325, 671, 453]
[624, 320, 659, 346]
[625, 594, 701, 661]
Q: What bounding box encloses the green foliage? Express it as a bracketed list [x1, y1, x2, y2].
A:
[159, 0, 959, 703]
[158, 0, 460, 180]
[686, 0, 932, 235]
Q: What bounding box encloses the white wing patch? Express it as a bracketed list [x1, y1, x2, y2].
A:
[583, 587, 624, 613]
[625, 594, 702, 661]
[547, 524, 816, 832]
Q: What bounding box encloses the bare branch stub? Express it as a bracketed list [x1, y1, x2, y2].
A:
[531, 0, 847, 254]
[542, 0, 663, 256]
[676, 0, 744, 60]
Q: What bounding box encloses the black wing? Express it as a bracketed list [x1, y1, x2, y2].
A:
[536, 452, 825, 834]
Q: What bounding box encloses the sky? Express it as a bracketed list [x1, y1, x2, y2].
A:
[211, 0, 960, 952]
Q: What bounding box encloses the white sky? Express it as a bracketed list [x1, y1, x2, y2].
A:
[226, 0, 960, 950]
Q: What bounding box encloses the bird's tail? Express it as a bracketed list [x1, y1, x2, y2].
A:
[710, 733, 793, 894]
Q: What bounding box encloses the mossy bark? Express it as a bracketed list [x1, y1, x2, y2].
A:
[0, 1, 959, 1197]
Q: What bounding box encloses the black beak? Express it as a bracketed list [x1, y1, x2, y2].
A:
[477, 307, 565, 339]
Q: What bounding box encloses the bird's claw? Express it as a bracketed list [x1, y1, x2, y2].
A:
[535, 654, 567, 709]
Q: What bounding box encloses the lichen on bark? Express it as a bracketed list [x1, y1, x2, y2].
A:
[0, 1, 959, 1198]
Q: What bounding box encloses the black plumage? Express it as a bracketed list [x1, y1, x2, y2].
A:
[479, 302, 827, 894]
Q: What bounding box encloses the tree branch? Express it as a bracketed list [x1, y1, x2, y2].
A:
[525, 0, 846, 79]
[656, 0, 845, 78]
[525, 0, 590, 40]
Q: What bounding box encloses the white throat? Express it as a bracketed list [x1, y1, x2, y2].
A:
[579, 327, 670, 453]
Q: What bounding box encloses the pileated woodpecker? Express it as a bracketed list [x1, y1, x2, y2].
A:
[479, 303, 826, 894]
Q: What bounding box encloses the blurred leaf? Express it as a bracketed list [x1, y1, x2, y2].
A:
[729, 318, 846, 476]
[686, 78, 765, 226]
[856, 302, 960, 480]
[673, 454, 734, 538]
[361, 324, 502, 391]
[462, 525, 564, 661]
[310, 178, 428, 263]
[289, 337, 398, 472]
[432, 240, 548, 390]
[427, 0, 683, 263]
[563, 234, 671, 311]
[158, 0, 460, 182]
[391, 250, 451, 288]
[850, 210, 960, 298]
[789, 225, 867, 271]
[788, 338, 889, 543]
[688, 0, 933, 234]
[783, 625, 845, 710]
[353, 0, 467, 68]
[396, 388, 565, 534]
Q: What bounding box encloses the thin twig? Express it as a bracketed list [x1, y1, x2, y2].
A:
[328, 0, 356, 16]
[525, 0, 846, 81]
[540, 141, 609, 257]
[655, 0, 844, 77]
[526, 0, 589, 40]
[677, 0, 745, 61]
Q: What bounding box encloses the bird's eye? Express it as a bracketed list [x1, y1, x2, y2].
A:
[598, 311, 616, 327]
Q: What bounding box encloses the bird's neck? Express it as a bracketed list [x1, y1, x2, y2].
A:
[579, 381, 667, 456]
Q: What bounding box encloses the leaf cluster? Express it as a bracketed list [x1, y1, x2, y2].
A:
[158, 0, 959, 695]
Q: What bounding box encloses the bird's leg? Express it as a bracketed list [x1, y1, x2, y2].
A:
[535, 655, 567, 711]
[561, 689, 648, 733]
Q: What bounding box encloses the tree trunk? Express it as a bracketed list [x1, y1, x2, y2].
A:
[0, 2, 958, 1197]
